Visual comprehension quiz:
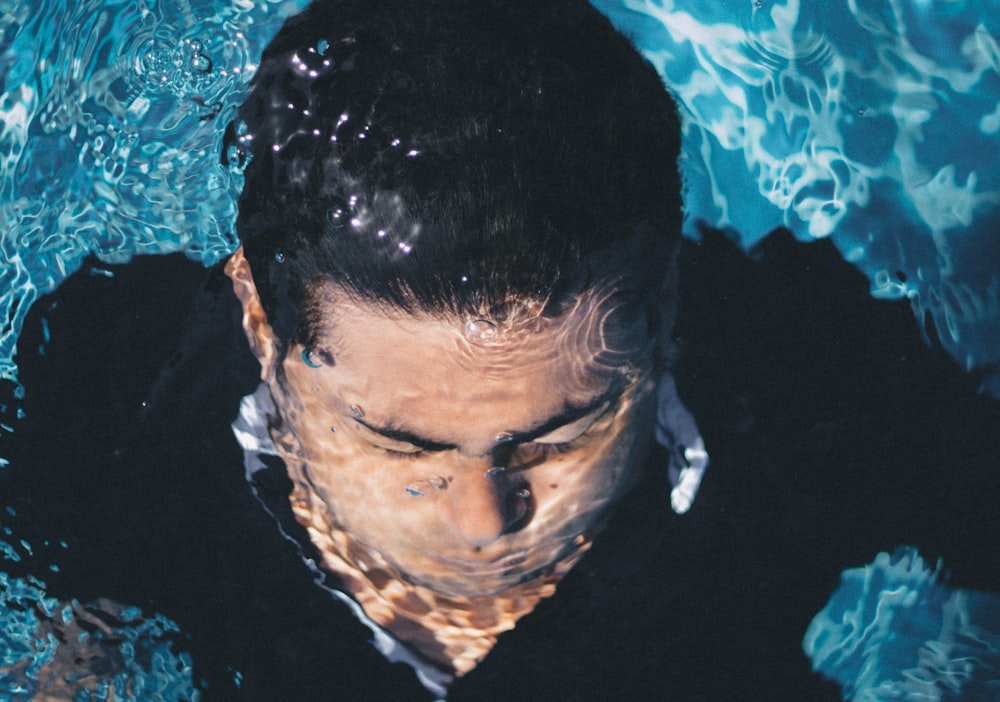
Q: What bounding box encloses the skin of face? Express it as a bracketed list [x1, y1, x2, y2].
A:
[227, 247, 658, 599]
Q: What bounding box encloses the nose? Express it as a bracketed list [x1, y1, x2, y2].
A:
[440, 458, 529, 547]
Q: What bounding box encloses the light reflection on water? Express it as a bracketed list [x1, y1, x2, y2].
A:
[0, 0, 997, 388]
[0, 0, 998, 697]
[0, 0, 311, 380]
[595, 0, 1000, 394]
[0, 515, 199, 700]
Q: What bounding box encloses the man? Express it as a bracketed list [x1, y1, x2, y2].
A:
[3, 0, 997, 699]
[223, 0, 692, 683]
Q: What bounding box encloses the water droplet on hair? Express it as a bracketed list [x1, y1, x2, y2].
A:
[485, 466, 506, 478]
[495, 432, 514, 444]
[350, 404, 365, 418]
[274, 248, 286, 263]
[515, 488, 531, 500]
[465, 319, 499, 343]
[326, 198, 349, 228]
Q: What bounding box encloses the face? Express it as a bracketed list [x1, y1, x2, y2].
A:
[234, 258, 658, 598]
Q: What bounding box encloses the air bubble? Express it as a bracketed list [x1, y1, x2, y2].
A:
[301, 348, 322, 368]
[190, 53, 212, 73]
[405, 477, 446, 496]
[349, 404, 365, 418]
[465, 319, 499, 343]
[316, 348, 335, 366]
[225, 143, 245, 169]
[326, 198, 349, 228]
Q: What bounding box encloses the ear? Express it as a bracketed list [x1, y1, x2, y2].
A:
[225, 246, 279, 382]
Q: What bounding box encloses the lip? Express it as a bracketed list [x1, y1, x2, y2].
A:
[431, 549, 533, 576]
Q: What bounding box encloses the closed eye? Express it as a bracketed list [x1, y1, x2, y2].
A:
[377, 443, 424, 458]
[530, 400, 616, 447]
[351, 421, 427, 458]
[507, 401, 620, 467]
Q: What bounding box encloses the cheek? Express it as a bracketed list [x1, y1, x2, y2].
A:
[530, 446, 630, 520]
[532, 418, 649, 518]
[290, 425, 451, 542]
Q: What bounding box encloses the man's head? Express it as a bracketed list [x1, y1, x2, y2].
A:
[227, 0, 682, 623]
[230, 0, 682, 360]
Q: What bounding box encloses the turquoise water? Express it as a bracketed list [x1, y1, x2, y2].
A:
[1, 525, 199, 701]
[1, 0, 998, 389]
[593, 0, 1000, 394]
[804, 549, 1000, 700]
[1, 0, 999, 698]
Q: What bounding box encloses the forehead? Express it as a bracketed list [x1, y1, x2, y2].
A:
[292, 284, 654, 447]
[310, 282, 652, 376]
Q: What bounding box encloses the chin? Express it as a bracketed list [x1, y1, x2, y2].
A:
[412, 567, 547, 599]
[403, 538, 588, 598]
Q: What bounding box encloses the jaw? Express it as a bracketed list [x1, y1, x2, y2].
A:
[317, 519, 595, 676]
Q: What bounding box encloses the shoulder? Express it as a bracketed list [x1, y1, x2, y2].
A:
[1, 254, 434, 700]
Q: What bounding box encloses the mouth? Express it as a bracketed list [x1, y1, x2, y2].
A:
[409, 533, 594, 597]
[431, 549, 533, 577]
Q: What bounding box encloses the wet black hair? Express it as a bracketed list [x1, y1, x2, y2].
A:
[231, 0, 683, 355]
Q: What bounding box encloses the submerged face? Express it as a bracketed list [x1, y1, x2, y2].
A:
[249, 274, 658, 598]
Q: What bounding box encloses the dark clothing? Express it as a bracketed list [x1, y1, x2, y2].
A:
[2, 231, 997, 701]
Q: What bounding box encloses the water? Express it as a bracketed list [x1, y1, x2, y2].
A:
[1, 518, 199, 700]
[1, 0, 999, 698]
[0, 0, 311, 381]
[593, 0, 1000, 393]
[804, 548, 1000, 700]
[1, 0, 998, 389]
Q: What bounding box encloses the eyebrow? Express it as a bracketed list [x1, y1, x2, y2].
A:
[352, 382, 625, 452]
